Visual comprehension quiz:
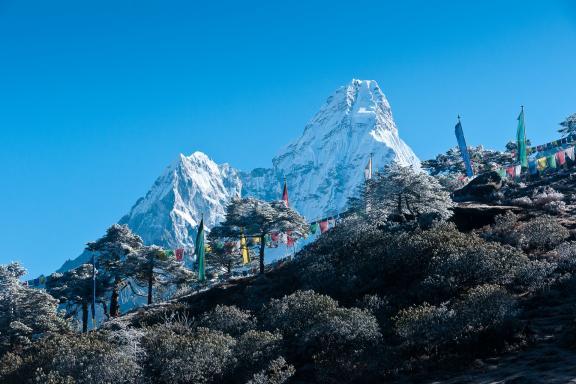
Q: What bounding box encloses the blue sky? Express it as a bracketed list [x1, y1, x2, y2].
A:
[1, 0, 575, 277]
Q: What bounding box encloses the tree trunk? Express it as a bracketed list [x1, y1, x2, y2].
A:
[82, 301, 88, 333]
[259, 235, 265, 274]
[147, 273, 153, 305]
[110, 277, 120, 317]
[397, 193, 403, 214]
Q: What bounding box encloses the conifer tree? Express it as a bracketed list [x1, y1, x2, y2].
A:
[87, 224, 143, 317]
[364, 163, 454, 221]
[210, 198, 307, 274]
[559, 113, 576, 137]
[0, 262, 67, 352]
[123, 245, 195, 304]
[46, 264, 109, 333]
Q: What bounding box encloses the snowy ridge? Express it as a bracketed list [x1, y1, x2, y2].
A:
[58, 79, 419, 271]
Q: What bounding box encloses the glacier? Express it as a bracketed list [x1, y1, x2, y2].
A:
[58, 79, 419, 271]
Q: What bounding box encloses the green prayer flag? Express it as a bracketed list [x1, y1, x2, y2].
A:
[517, 108, 528, 167]
[195, 218, 206, 282]
[310, 222, 319, 234]
[547, 154, 557, 169]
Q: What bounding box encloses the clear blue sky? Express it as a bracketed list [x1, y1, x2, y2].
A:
[1, 0, 575, 277]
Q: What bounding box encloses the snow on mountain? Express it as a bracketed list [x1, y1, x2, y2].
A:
[118, 152, 242, 248]
[58, 79, 419, 271]
[270, 79, 419, 220]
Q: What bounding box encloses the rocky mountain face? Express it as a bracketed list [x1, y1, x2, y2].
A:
[59, 79, 419, 270]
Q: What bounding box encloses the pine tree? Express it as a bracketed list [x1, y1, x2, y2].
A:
[210, 198, 307, 274]
[87, 224, 143, 317]
[0, 262, 67, 352]
[364, 163, 454, 221]
[46, 264, 109, 333]
[123, 245, 195, 304]
[559, 113, 576, 137]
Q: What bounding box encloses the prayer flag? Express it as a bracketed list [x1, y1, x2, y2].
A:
[566, 147, 575, 161]
[537, 157, 547, 171]
[557, 150, 566, 166]
[282, 179, 289, 207]
[547, 154, 557, 169]
[175, 248, 184, 261]
[166, 250, 174, 259]
[195, 218, 206, 282]
[319, 220, 329, 233]
[287, 235, 295, 247]
[240, 228, 250, 264]
[310, 222, 319, 234]
[454, 118, 474, 177]
[517, 107, 528, 167]
[515, 164, 522, 177]
[506, 166, 515, 178]
[528, 160, 538, 175]
[364, 157, 373, 180]
[39, 275, 46, 285]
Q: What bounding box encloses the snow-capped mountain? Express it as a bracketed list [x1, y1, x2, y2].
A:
[58, 79, 419, 269]
[270, 79, 419, 220]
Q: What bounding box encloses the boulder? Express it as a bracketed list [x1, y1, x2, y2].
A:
[452, 171, 503, 202]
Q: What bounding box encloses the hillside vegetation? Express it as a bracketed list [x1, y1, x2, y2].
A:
[4, 163, 576, 383]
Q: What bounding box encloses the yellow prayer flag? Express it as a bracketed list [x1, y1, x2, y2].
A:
[537, 157, 547, 171]
[240, 228, 250, 264]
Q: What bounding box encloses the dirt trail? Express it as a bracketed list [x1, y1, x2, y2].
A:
[428, 284, 576, 384]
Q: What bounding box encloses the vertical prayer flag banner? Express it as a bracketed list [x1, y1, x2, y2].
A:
[282, 179, 289, 207]
[364, 157, 373, 180]
[195, 218, 206, 281]
[517, 107, 528, 167]
[240, 228, 250, 265]
[454, 119, 474, 177]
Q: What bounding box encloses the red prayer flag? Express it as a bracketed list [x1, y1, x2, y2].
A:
[319, 220, 329, 233]
[175, 248, 184, 261]
[557, 150, 566, 165]
[282, 180, 289, 207]
[271, 232, 279, 242]
[506, 166, 515, 178]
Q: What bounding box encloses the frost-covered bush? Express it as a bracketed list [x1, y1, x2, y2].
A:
[543, 200, 567, 214]
[395, 303, 456, 352]
[512, 259, 558, 292]
[199, 305, 256, 337]
[422, 236, 530, 300]
[2, 332, 143, 384]
[511, 196, 533, 207]
[478, 211, 522, 247]
[263, 290, 381, 380]
[551, 241, 576, 273]
[532, 187, 564, 206]
[142, 326, 236, 384]
[521, 215, 569, 250]
[395, 285, 516, 354]
[246, 357, 295, 384]
[234, 331, 284, 381]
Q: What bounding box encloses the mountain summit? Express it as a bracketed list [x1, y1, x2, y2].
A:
[60, 79, 419, 269]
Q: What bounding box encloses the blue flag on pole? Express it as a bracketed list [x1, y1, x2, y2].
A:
[454, 118, 474, 177]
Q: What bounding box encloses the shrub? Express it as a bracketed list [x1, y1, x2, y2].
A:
[142, 326, 236, 384]
[395, 285, 517, 354]
[521, 215, 569, 250]
[552, 241, 576, 273]
[246, 357, 295, 384]
[234, 330, 284, 380]
[199, 305, 256, 337]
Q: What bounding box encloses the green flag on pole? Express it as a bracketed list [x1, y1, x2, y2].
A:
[517, 106, 528, 167]
[195, 217, 206, 282]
